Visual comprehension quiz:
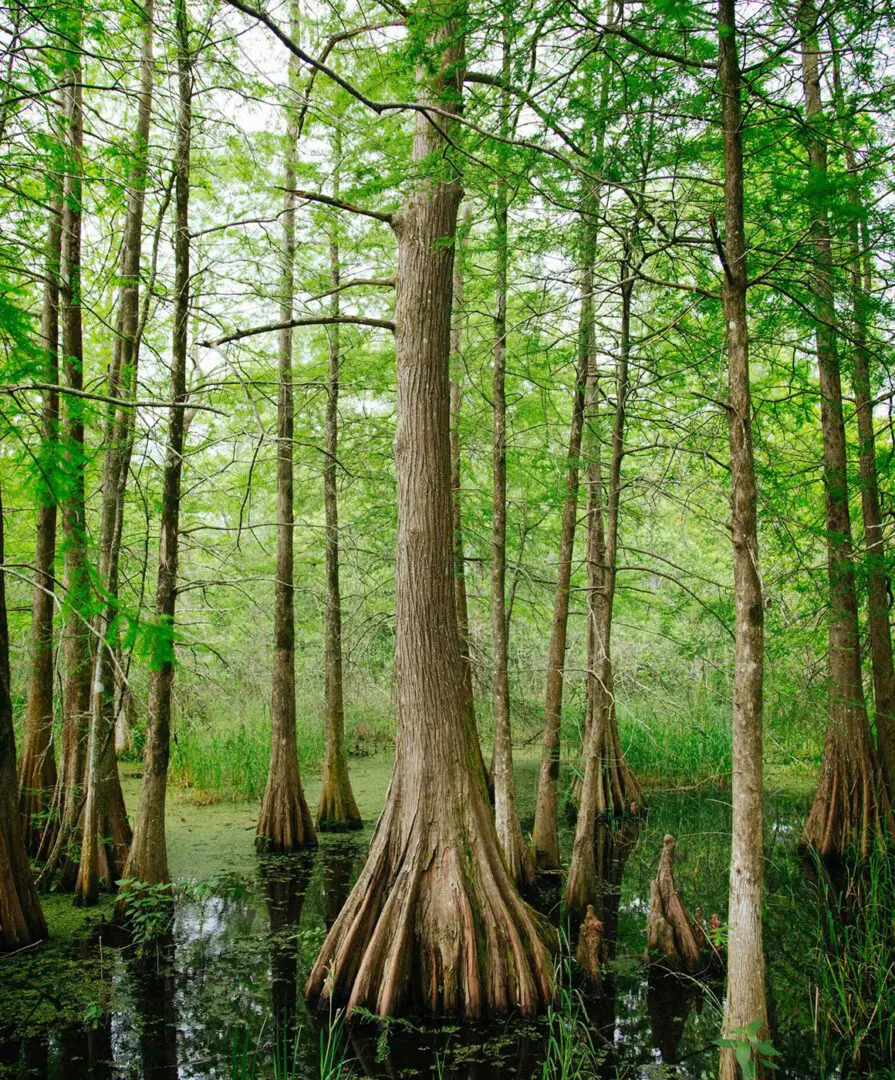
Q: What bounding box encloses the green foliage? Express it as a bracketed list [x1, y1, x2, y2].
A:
[116, 879, 175, 952]
[716, 1021, 781, 1080]
[811, 847, 895, 1072]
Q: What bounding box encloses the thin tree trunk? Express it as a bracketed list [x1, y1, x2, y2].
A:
[317, 130, 361, 832]
[798, 0, 893, 859]
[715, 0, 769, 1071]
[450, 209, 473, 711]
[1, 488, 48, 951]
[530, 232, 590, 874]
[75, 0, 155, 904]
[566, 250, 641, 912]
[257, 0, 315, 851]
[306, 2, 554, 1017]
[829, 38, 895, 798]
[40, 1, 91, 888]
[120, 0, 192, 887]
[491, 25, 533, 891]
[17, 187, 61, 854]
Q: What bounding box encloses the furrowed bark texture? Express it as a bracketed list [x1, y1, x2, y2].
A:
[317, 136, 361, 833]
[1, 490, 48, 952]
[566, 252, 641, 913]
[716, 0, 769, 1073]
[798, 0, 894, 859]
[258, 0, 316, 851]
[75, 0, 155, 903]
[18, 189, 61, 854]
[305, 4, 554, 1018]
[121, 0, 192, 887]
[530, 252, 589, 873]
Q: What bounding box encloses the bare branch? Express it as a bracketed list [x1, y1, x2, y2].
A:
[201, 314, 395, 349]
[287, 188, 394, 223]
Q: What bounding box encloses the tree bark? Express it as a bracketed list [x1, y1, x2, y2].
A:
[829, 39, 895, 800]
[1, 488, 48, 951]
[530, 234, 590, 874]
[17, 186, 61, 854]
[257, 0, 316, 851]
[75, 0, 155, 904]
[120, 0, 192, 887]
[566, 250, 641, 912]
[798, 0, 894, 859]
[715, 0, 769, 1073]
[490, 22, 533, 893]
[39, 2, 90, 888]
[305, 2, 554, 1018]
[317, 131, 361, 832]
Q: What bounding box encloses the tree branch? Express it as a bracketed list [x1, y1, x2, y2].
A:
[201, 314, 395, 349]
[287, 188, 394, 223]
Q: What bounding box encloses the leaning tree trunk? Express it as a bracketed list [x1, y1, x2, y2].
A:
[0, 489, 48, 952]
[75, 0, 155, 903]
[716, 0, 769, 1073]
[317, 137, 361, 832]
[120, 0, 192, 888]
[305, 3, 554, 1018]
[39, 6, 91, 888]
[529, 257, 589, 874]
[17, 187, 61, 854]
[566, 252, 641, 912]
[257, 0, 316, 850]
[490, 24, 532, 893]
[798, 0, 893, 859]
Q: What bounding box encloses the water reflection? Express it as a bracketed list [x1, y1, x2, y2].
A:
[260, 855, 313, 1043]
[0, 791, 824, 1079]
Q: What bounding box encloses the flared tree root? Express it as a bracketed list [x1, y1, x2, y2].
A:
[646, 834, 705, 974]
[306, 797, 555, 1018]
[257, 769, 317, 854]
[802, 726, 895, 861]
[317, 764, 362, 833]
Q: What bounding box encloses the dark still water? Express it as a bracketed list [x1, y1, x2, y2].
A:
[0, 773, 853, 1078]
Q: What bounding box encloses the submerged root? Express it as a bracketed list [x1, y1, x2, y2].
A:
[802, 725, 895, 861]
[646, 834, 703, 974]
[306, 796, 555, 1019]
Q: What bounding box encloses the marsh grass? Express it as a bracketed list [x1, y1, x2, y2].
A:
[170, 701, 393, 802]
[811, 845, 895, 1073]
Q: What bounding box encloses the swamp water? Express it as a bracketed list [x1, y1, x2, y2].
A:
[0, 760, 852, 1078]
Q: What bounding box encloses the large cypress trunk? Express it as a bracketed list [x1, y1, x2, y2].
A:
[798, 0, 893, 858]
[305, 3, 554, 1017]
[715, 0, 769, 1072]
[1, 490, 48, 951]
[121, 0, 191, 887]
[75, 0, 155, 903]
[257, 0, 316, 851]
[317, 137, 361, 833]
[565, 251, 641, 912]
[17, 189, 61, 854]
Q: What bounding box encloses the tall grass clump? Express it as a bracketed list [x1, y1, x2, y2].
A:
[170, 699, 394, 802]
[811, 845, 895, 1073]
[616, 691, 732, 787]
